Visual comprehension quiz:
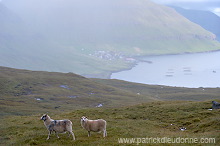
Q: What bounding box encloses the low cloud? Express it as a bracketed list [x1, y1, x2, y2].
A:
[152, 0, 220, 4]
[152, 0, 220, 16]
[213, 7, 220, 16]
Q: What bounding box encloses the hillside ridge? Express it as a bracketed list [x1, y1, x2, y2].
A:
[1, 66, 220, 117]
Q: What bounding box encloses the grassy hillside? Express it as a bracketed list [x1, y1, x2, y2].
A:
[171, 6, 220, 41]
[0, 66, 155, 117]
[1, 66, 220, 117]
[93, 79, 220, 101]
[0, 67, 220, 145]
[1, 0, 220, 77]
[0, 101, 219, 145]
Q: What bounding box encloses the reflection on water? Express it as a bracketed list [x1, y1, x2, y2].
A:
[111, 51, 220, 88]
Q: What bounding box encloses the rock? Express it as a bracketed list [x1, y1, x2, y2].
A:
[96, 104, 103, 107]
[212, 101, 220, 109]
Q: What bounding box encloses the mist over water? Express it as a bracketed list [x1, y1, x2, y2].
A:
[111, 51, 220, 88]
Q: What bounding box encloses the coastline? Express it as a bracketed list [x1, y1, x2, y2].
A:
[85, 49, 220, 80]
[110, 49, 220, 88]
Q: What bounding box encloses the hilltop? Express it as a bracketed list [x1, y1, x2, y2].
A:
[1, 0, 220, 77]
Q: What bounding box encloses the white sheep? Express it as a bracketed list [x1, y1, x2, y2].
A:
[40, 114, 75, 140]
[81, 116, 107, 137]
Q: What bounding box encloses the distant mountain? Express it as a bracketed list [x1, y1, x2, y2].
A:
[1, 0, 220, 77]
[171, 6, 220, 41]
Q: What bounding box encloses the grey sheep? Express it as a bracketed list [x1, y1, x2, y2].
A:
[40, 114, 75, 140]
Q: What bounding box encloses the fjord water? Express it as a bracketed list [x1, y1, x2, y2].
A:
[111, 51, 220, 88]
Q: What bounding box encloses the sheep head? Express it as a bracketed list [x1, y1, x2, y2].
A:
[41, 114, 48, 121]
[81, 116, 88, 122]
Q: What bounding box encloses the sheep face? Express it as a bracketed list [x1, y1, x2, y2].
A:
[41, 114, 48, 121]
[81, 116, 88, 122]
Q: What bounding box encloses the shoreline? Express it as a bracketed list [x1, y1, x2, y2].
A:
[108, 49, 220, 88]
[85, 49, 220, 79]
[135, 49, 220, 59]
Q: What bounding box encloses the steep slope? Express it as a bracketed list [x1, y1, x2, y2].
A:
[1, 0, 220, 76]
[3, 0, 218, 52]
[171, 6, 220, 41]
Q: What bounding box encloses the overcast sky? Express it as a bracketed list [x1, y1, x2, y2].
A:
[151, 0, 220, 16]
[1, 0, 219, 16]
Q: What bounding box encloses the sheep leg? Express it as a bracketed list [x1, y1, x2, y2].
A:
[47, 131, 51, 140]
[103, 130, 107, 137]
[70, 131, 75, 140]
[88, 131, 91, 137]
[55, 132, 60, 139]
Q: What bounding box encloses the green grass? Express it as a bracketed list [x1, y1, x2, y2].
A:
[0, 101, 219, 145]
[93, 79, 220, 101]
[0, 66, 220, 145]
[0, 66, 154, 117]
[1, 66, 220, 118]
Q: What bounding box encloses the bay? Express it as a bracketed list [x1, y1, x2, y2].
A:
[111, 51, 220, 88]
